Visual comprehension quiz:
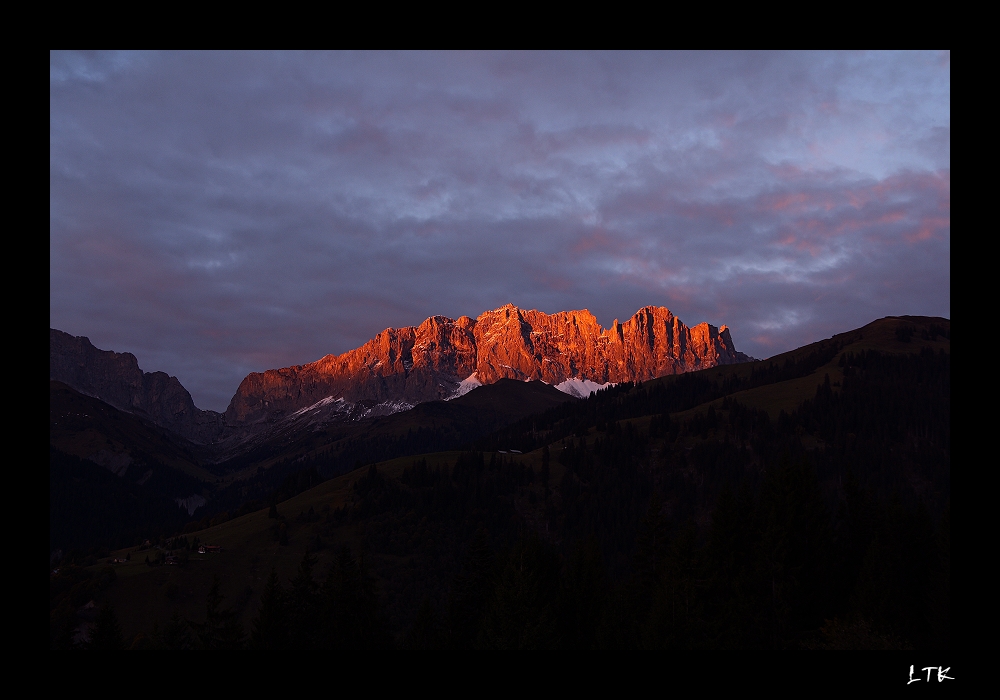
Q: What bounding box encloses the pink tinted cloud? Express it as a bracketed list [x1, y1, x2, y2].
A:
[904, 215, 950, 243]
[758, 169, 948, 249]
[750, 333, 785, 350]
[572, 229, 617, 255]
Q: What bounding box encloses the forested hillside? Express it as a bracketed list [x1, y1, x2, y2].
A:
[51, 316, 950, 650]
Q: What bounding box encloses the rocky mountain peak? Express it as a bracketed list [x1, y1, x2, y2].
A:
[49, 329, 225, 444]
[51, 305, 751, 444]
[224, 304, 750, 425]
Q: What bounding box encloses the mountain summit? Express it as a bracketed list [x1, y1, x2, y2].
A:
[50, 305, 750, 442]
[225, 305, 750, 425]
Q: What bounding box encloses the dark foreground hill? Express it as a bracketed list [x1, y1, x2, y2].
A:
[49, 381, 220, 554]
[49, 376, 577, 557]
[51, 316, 950, 650]
[217, 376, 575, 472]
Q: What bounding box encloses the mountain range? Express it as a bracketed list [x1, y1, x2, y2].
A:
[50, 304, 750, 447]
[50, 313, 950, 651]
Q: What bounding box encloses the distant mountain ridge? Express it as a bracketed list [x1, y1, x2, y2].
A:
[49, 329, 225, 444]
[50, 304, 750, 443]
[226, 304, 750, 424]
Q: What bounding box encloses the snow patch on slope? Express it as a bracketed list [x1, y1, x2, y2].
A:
[357, 400, 415, 419]
[555, 378, 614, 398]
[446, 372, 482, 400]
[289, 395, 344, 418]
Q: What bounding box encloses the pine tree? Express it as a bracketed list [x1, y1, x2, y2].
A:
[321, 545, 391, 650]
[161, 611, 194, 649]
[88, 603, 125, 650]
[288, 552, 320, 648]
[633, 492, 669, 603]
[403, 597, 442, 650]
[478, 535, 560, 650]
[196, 575, 245, 649]
[705, 483, 768, 649]
[562, 536, 608, 650]
[540, 445, 551, 499]
[250, 568, 289, 649]
[644, 524, 703, 649]
[448, 527, 494, 649]
[756, 453, 834, 641]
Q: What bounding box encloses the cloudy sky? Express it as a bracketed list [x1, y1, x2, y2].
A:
[50, 51, 950, 412]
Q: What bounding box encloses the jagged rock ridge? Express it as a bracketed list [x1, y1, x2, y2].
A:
[50, 305, 750, 442]
[226, 304, 750, 425]
[49, 329, 225, 444]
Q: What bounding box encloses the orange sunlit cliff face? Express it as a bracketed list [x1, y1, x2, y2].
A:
[225, 304, 749, 424]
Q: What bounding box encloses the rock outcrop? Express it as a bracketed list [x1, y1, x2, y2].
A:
[49, 329, 225, 443]
[225, 305, 751, 424]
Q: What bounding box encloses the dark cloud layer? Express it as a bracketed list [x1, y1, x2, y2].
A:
[50, 51, 950, 412]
